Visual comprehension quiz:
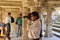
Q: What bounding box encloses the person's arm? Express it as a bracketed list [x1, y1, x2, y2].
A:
[27, 20, 31, 30]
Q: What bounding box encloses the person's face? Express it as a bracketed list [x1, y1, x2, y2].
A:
[18, 15, 22, 18]
[30, 15, 37, 21]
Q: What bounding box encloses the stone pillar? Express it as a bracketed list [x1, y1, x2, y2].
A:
[0, 8, 2, 22]
[45, 8, 52, 37]
[22, 7, 30, 40]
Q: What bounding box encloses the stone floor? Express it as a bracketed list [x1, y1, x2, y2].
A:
[0, 37, 22, 40]
[42, 36, 60, 40]
[0, 33, 22, 40]
[0, 36, 60, 40]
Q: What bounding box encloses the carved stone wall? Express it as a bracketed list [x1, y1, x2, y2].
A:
[0, 0, 60, 39]
[0, 9, 2, 22]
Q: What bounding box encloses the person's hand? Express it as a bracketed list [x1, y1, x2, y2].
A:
[28, 22, 33, 26]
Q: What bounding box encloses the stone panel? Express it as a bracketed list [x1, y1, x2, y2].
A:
[0, 1, 23, 7]
[0, 0, 22, 1]
[24, 0, 41, 7]
[0, 8, 2, 22]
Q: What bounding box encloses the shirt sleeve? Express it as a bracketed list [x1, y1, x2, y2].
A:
[28, 21, 41, 38]
[5, 17, 8, 24]
[27, 20, 31, 30]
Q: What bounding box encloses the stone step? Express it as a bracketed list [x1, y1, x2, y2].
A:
[53, 29, 60, 33]
[52, 27, 60, 30]
[53, 34, 60, 38]
[53, 24, 60, 28]
[52, 31, 60, 37]
[54, 22, 60, 24]
[52, 22, 60, 38]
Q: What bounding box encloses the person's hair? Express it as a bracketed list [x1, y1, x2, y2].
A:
[31, 11, 39, 19]
[27, 13, 31, 20]
[23, 13, 31, 20]
[19, 14, 22, 16]
[8, 12, 11, 15]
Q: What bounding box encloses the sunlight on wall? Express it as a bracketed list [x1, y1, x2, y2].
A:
[58, 10, 60, 15]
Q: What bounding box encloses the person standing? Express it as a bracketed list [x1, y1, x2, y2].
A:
[5, 12, 11, 40]
[27, 11, 41, 40]
[16, 14, 22, 37]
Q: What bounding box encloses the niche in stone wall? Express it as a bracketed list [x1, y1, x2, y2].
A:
[2, 8, 21, 34]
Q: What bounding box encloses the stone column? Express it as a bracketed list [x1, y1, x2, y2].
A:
[45, 8, 53, 37]
[22, 7, 30, 40]
[0, 8, 2, 22]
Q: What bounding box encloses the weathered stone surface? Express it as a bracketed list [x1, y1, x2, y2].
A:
[0, 0, 60, 40]
[0, 1, 23, 6]
[0, 0, 22, 1]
